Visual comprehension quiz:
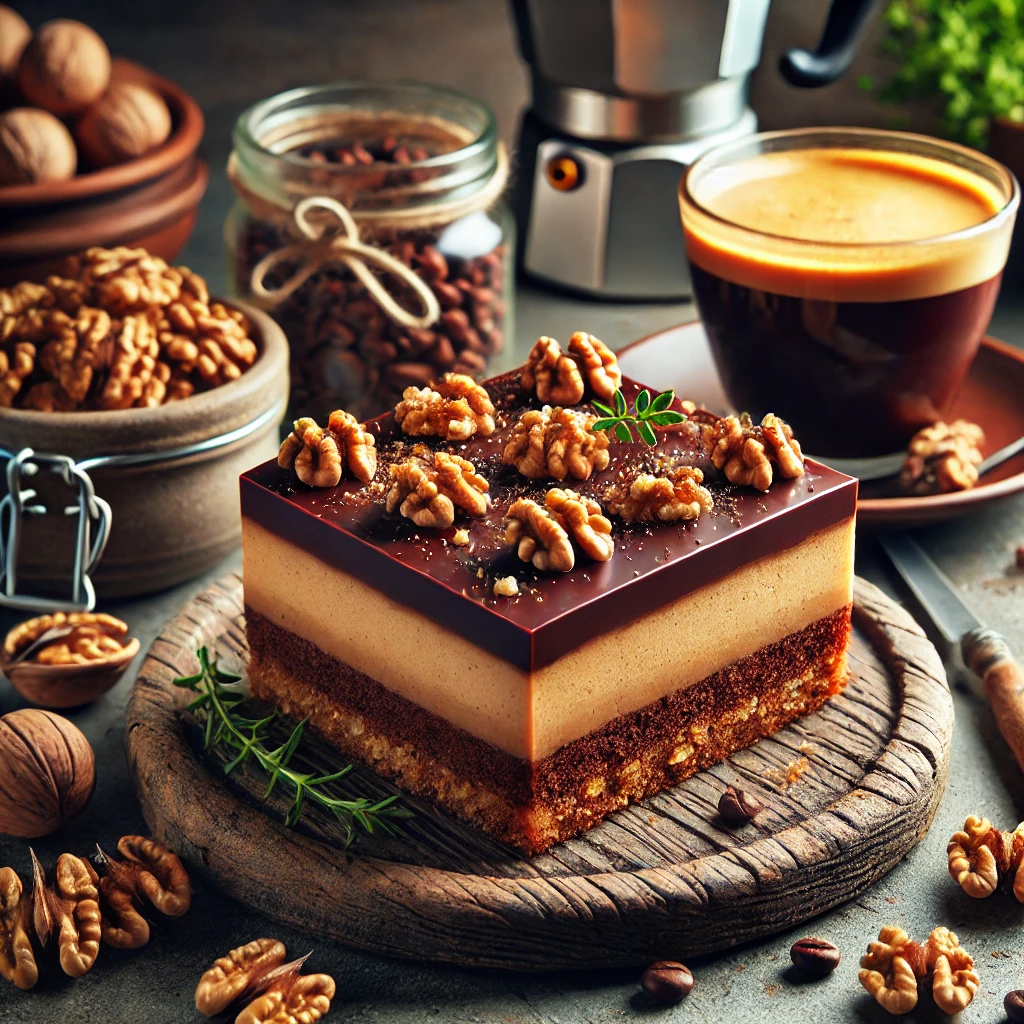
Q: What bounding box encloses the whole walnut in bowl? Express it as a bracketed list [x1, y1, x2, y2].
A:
[0, 107, 77, 185]
[0, 5, 30, 81]
[16, 19, 111, 116]
[75, 81, 172, 169]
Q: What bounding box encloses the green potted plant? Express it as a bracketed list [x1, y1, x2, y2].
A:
[869, 0, 1024, 172]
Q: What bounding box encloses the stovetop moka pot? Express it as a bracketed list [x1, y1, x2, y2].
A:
[511, 0, 881, 298]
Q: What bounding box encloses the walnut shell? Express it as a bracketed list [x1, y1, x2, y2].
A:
[0, 107, 76, 185]
[76, 81, 172, 168]
[17, 19, 111, 116]
[0, 709, 95, 837]
[0, 6, 31, 79]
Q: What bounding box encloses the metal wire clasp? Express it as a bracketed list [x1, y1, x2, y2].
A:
[0, 448, 112, 613]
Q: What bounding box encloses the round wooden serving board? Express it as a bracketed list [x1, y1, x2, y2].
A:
[126, 574, 952, 971]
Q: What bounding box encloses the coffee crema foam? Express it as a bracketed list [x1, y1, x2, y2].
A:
[681, 147, 1014, 302]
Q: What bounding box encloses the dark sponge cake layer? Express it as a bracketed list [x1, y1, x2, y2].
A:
[246, 606, 852, 855]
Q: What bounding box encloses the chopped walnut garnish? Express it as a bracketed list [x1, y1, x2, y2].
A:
[278, 408, 376, 488]
[503, 406, 610, 482]
[858, 925, 927, 1014]
[710, 412, 804, 491]
[505, 489, 613, 572]
[901, 419, 985, 495]
[452, 528, 470, 547]
[521, 336, 584, 405]
[394, 372, 495, 440]
[606, 465, 713, 523]
[566, 331, 621, 403]
[926, 927, 979, 1015]
[947, 815, 1024, 901]
[386, 451, 489, 529]
[493, 576, 519, 597]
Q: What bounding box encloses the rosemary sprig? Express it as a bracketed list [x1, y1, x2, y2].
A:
[592, 388, 687, 445]
[174, 647, 411, 845]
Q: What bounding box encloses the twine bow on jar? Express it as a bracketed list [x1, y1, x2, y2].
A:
[249, 196, 442, 330]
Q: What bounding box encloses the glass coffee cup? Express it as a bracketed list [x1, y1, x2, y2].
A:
[678, 127, 1019, 475]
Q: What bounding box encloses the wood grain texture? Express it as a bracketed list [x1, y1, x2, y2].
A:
[125, 574, 953, 970]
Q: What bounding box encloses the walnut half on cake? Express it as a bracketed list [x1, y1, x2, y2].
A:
[240, 356, 856, 855]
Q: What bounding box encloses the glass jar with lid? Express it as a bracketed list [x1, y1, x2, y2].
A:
[226, 81, 514, 423]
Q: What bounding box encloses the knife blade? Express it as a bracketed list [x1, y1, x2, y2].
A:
[879, 532, 1024, 774]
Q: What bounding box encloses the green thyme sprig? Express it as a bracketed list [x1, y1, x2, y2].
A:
[174, 647, 410, 844]
[592, 388, 687, 445]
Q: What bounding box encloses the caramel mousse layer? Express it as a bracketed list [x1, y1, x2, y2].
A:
[242, 516, 854, 762]
[681, 145, 1016, 301]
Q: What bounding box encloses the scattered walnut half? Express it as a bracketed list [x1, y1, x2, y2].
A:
[278, 407, 377, 489]
[709, 412, 804, 491]
[503, 406, 611, 482]
[566, 331, 621, 403]
[93, 835, 191, 949]
[235, 973, 336, 1024]
[858, 925, 927, 1014]
[31, 850, 102, 978]
[386, 450, 489, 529]
[605, 465, 713, 523]
[394, 372, 495, 440]
[901, 419, 985, 495]
[0, 867, 37, 991]
[195, 938, 287, 1016]
[521, 336, 584, 405]
[947, 815, 1024, 901]
[505, 489, 613, 572]
[926, 926, 979, 1015]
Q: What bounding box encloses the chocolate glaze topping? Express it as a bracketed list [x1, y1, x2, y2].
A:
[240, 371, 858, 670]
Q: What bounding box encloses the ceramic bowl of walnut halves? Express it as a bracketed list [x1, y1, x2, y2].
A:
[0, 247, 288, 598]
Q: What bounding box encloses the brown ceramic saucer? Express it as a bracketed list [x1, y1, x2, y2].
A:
[616, 322, 1024, 528]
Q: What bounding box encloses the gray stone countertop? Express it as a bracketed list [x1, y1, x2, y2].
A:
[2, 0, 1024, 1020]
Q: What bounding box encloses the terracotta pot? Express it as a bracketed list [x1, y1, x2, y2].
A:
[0, 59, 207, 285]
[0, 300, 288, 601]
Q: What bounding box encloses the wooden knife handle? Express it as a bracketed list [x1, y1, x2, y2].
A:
[962, 628, 1024, 773]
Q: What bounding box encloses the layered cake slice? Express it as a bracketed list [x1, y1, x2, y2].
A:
[240, 333, 857, 854]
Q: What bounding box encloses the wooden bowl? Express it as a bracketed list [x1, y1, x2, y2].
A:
[2, 638, 141, 708]
[0, 58, 207, 285]
[0, 300, 288, 600]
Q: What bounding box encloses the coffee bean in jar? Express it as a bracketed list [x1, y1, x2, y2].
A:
[226, 82, 514, 423]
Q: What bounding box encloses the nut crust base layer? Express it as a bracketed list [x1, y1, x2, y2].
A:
[245, 606, 851, 855]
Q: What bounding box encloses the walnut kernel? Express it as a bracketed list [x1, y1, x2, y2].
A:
[606, 465, 713, 523]
[5, 610, 131, 666]
[195, 938, 287, 1016]
[858, 925, 926, 1014]
[394, 372, 495, 440]
[505, 489, 613, 572]
[493, 576, 519, 597]
[278, 418, 343, 489]
[901, 419, 985, 495]
[710, 412, 804, 491]
[503, 406, 610, 482]
[521, 336, 584, 405]
[31, 850, 102, 978]
[947, 815, 1024, 901]
[566, 331, 621, 402]
[0, 867, 36, 991]
[235, 973, 336, 1024]
[926, 927, 979, 1015]
[386, 450, 489, 529]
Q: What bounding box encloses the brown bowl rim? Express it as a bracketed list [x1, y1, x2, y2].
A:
[0, 298, 288, 445]
[0, 58, 205, 208]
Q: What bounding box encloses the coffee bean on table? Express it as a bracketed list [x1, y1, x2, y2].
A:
[717, 785, 764, 827]
[641, 961, 694, 1005]
[1006, 991, 1024, 1023]
[790, 937, 841, 977]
